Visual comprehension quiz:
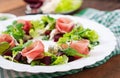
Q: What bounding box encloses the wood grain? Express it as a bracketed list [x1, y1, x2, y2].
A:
[0, 0, 26, 13]
[81, 0, 120, 11]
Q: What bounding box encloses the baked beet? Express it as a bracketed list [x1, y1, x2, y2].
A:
[3, 51, 12, 57]
[14, 53, 22, 62]
[40, 56, 51, 65]
[14, 53, 28, 64]
[21, 56, 28, 64]
[45, 30, 51, 35]
[68, 56, 76, 62]
[54, 33, 64, 42]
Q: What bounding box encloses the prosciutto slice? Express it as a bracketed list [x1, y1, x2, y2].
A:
[17, 19, 32, 34]
[0, 34, 15, 47]
[56, 17, 74, 33]
[21, 40, 44, 63]
[70, 39, 89, 58]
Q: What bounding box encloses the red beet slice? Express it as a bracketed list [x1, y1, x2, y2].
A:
[54, 33, 64, 42]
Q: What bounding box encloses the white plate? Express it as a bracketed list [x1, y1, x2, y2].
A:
[0, 15, 116, 73]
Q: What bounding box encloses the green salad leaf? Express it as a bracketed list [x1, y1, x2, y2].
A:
[41, 15, 56, 30]
[3, 21, 24, 41]
[29, 29, 39, 38]
[89, 41, 99, 50]
[12, 50, 19, 58]
[30, 60, 41, 66]
[52, 55, 68, 65]
[63, 47, 87, 57]
[58, 25, 99, 45]
[31, 20, 45, 30]
[42, 35, 49, 40]
[29, 15, 56, 38]
[29, 20, 44, 38]
[57, 26, 84, 45]
[0, 42, 10, 55]
[81, 29, 99, 42]
[12, 40, 32, 51]
[12, 40, 32, 58]
[55, 0, 83, 13]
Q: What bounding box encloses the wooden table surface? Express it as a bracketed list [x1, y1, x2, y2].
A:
[1, 0, 120, 78]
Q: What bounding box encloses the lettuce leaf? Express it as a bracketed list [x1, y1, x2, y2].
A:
[29, 16, 56, 38]
[57, 26, 83, 45]
[3, 21, 24, 41]
[31, 20, 45, 30]
[58, 26, 99, 45]
[29, 29, 39, 38]
[41, 15, 56, 30]
[81, 29, 99, 42]
[55, 0, 83, 13]
[51, 55, 68, 65]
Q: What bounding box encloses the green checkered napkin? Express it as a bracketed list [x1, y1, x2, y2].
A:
[1, 8, 120, 78]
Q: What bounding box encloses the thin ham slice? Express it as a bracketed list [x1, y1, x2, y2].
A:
[21, 40, 44, 63]
[56, 17, 74, 33]
[0, 34, 15, 47]
[70, 39, 89, 58]
[17, 19, 32, 34]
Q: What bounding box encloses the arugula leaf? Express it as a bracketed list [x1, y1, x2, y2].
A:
[63, 47, 87, 57]
[11, 46, 23, 51]
[23, 40, 32, 47]
[0, 42, 10, 55]
[12, 40, 32, 51]
[3, 21, 24, 41]
[11, 40, 32, 58]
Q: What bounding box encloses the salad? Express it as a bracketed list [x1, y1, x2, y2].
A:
[0, 15, 99, 66]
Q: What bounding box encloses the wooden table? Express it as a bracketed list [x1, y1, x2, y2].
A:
[1, 0, 120, 78]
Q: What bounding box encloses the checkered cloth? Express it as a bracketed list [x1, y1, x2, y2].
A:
[0, 8, 120, 78]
